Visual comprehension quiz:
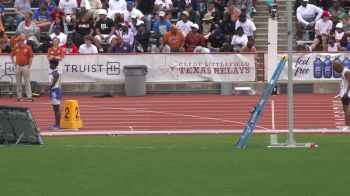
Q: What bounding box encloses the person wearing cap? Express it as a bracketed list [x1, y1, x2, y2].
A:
[235, 13, 256, 41]
[176, 11, 194, 36]
[58, 0, 78, 26]
[185, 23, 205, 52]
[73, 11, 94, 47]
[14, 0, 31, 25]
[107, 0, 127, 19]
[32, 5, 52, 31]
[10, 36, 34, 102]
[50, 24, 68, 46]
[80, 0, 102, 15]
[124, 1, 144, 23]
[200, 0, 222, 25]
[335, 22, 344, 43]
[200, 13, 216, 38]
[94, 9, 117, 53]
[306, 11, 333, 51]
[153, 11, 171, 36]
[109, 34, 132, 53]
[164, 24, 185, 52]
[16, 11, 40, 45]
[295, 0, 323, 41]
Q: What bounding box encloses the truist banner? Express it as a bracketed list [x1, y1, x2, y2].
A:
[0, 54, 256, 83]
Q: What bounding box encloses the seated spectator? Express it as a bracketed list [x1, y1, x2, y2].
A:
[137, 0, 154, 31]
[164, 24, 185, 52]
[176, 11, 194, 36]
[47, 37, 65, 62]
[134, 23, 151, 52]
[61, 35, 79, 53]
[151, 36, 171, 53]
[327, 37, 338, 52]
[185, 23, 205, 52]
[236, 0, 253, 19]
[335, 23, 344, 43]
[294, 0, 322, 14]
[295, 0, 323, 41]
[178, 0, 200, 15]
[94, 9, 117, 53]
[50, 7, 66, 22]
[49, 25, 68, 46]
[0, 26, 8, 44]
[200, 0, 222, 25]
[124, 1, 144, 23]
[41, 0, 57, 14]
[14, 0, 31, 24]
[59, 0, 78, 26]
[219, 12, 236, 42]
[129, 14, 140, 36]
[207, 30, 225, 52]
[33, 6, 52, 32]
[240, 40, 256, 53]
[81, 0, 102, 16]
[221, 42, 234, 52]
[48, 16, 69, 35]
[79, 35, 98, 53]
[231, 26, 248, 52]
[73, 11, 94, 47]
[17, 12, 40, 45]
[306, 11, 332, 51]
[37, 35, 52, 53]
[154, 0, 173, 15]
[0, 39, 11, 53]
[226, 0, 241, 24]
[200, 13, 216, 39]
[329, 0, 345, 28]
[109, 34, 132, 53]
[185, 3, 200, 24]
[107, 0, 126, 19]
[235, 13, 256, 41]
[116, 23, 134, 46]
[153, 11, 171, 37]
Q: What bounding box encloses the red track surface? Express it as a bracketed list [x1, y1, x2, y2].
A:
[0, 94, 343, 135]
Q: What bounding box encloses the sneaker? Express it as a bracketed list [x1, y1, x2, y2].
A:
[27, 98, 34, 102]
[305, 45, 312, 52]
[17, 98, 23, 102]
[49, 125, 60, 130]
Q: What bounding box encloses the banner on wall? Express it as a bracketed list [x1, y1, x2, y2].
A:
[266, 53, 346, 81]
[0, 54, 256, 83]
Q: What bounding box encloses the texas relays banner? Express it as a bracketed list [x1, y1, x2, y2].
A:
[0, 53, 256, 83]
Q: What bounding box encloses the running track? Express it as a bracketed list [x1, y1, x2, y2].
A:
[0, 94, 347, 136]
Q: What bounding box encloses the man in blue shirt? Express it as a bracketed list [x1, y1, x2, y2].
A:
[153, 11, 171, 37]
[33, 5, 52, 32]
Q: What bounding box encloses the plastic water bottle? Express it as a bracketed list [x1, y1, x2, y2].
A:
[343, 54, 350, 69]
[313, 55, 322, 79]
[323, 55, 332, 78]
[333, 56, 342, 78]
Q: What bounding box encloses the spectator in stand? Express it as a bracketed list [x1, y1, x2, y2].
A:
[154, 0, 173, 16]
[338, 12, 349, 32]
[164, 24, 185, 52]
[48, 16, 69, 35]
[80, 0, 103, 16]
[294, 0, 322, 14]
[14, 0, 31, 25]
[235, 13, 256, 41]
[236, 0, 252, 19]
[109, 34, 132, 53]
[49, 25, 68, 46]
[240, 40, 256, 53]
[207, 29, 225, 52]
[134, 23, 151, 52]
[124, 1, 144, 23]
[0, 3, 5, 25]
[231, 26, 248, 52]
[107, 0, 126, 19]
[185, 3, 200, 24]
[329, 0, 345, 28]
[153, 11, 171, 37]
[61, 35, 79, 53]
[226, 0, 241, 24]
[0, 26, 8, 44]
[94, 9, 117, 53]
[17, 12, 40, 45]
[178, 0, 200, 15]
[200, 13, 216, 39]
[79, 35, 98, 53]
[193, 45, 210, 53]
[137, 0, 154, 31]
[221, 42, 234, 52]
[37, 35, 52, 53]
[58, 0, 78, 26]
[116, 22, 134, 46]
[176, 11, 194, 36]
[32, 6, 52, 33]
[219, 12, 236, 42]
[47, 37, 65, 75]
[185, 23, 205, 52]
[0, 39, 11, 53]
[151, 36, 170, 53]
[327, 37, 338, 52]
[41, 0, 57, 13]
[50, 7, 66, 22]
[129, 14, 141, 35]
[73, 11, 94, 47]
[200, 0, 222, 25]
[335, 23, 344, 43]
[295, 0, 323, 41]
[305, 11, 332, 52]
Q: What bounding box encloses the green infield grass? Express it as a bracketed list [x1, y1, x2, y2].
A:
[0, 134, 349, 196]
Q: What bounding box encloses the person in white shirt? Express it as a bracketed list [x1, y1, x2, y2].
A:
[79, 35, 98, 53]
[80, 0, 102, 15]
[154, 0, 173, 14]
[176, 11, 193, 37]
[49, 25, 68, 46]
[231, 26, 248, 52]
[107, 0, 126, 19]
[335, 22, 344, 43]
[296, 0, 323, 41]
[306, 11, 333, 51]
[124, 1, 144, 23]
[235, 13, 256, 41]
[59, 0, 78, 26]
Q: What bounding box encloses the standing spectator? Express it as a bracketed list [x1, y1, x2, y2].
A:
[306, 11, 333, 51]
[73, 11, 94, 47]
[109, 34, 132, 53]
[50, 25, 68, 46]
[47, 37, 65, 76]
[134, 23, 151, 52]
[151, 36, 171, 53]
[295, 0, 323, 41]
[80, 0, 103, 15]
[236, 0, 253, 19]
[32, 5, 52, 32]
[79, 35, 98, 53]
[10, 36, 34, 102]
[219, 12, 236, 42]
[235, 13, 256, 41]
[94, 9, 117, 52]
[107, 0, 127, 19]
[176, 11, 194, 36]
[48, 16, 69, 35]
[164, 24, 185, 52]
[231, 26, 248, 52]
[41, 0, 57, 13]
[207, 29, 225, 52]
[59, 0, 78, 26]
[153, 11, 171, 37]
[200, 0, 222, 25]
[184, 23, 205, 52]
[14, 0, 31, 25]
[17, 12, 40, 45]
[137, 0, 154, 31]
[200, 13, 216, 39]
[61, 35, 79, 53]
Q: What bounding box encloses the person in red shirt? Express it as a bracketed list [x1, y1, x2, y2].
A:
[60, 36, 78, 54]
[184, 23, 205, 52]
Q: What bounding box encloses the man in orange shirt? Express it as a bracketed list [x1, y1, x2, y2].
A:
[164, 24, 185, 52]
[10, 36, 34, 102]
